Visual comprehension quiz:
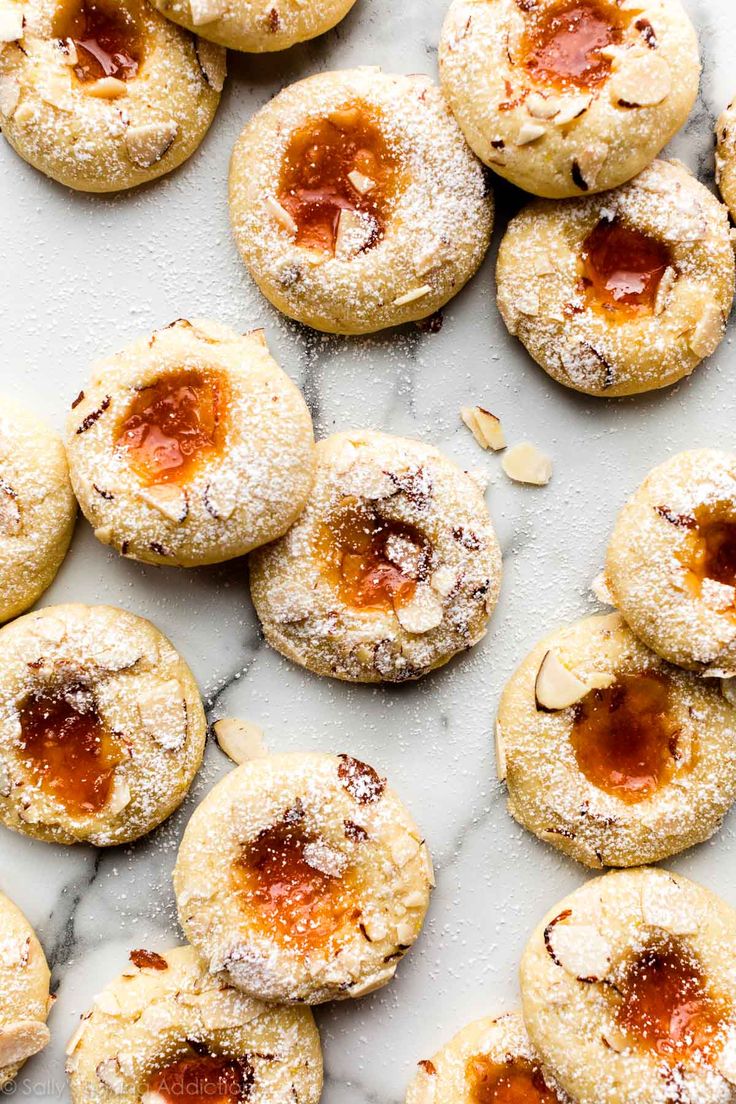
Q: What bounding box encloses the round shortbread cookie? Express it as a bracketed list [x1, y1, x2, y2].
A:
[521, 867, 736, 1104]
[605, 450, 736, 675]
[0, 891, 52, 1089]
[152, 0, 357, 53]
[0, 0, 224, 192]
[0, 396, 76, 624]
[0, 603, 207, 846]
[65, 319, 316, 568]
[249, 429, 502, 684]
[716, 96, 736, 222]
[495, 160, 734, 397]
[406, 1011, 567, 1104]
[65, 945, 323, 1104]
[229, 68, 493, 334]
[174, 751, 433, 1005]
[439, 0, 700, 199]
[497, 613, 736, 868]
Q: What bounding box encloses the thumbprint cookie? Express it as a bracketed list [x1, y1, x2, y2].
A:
[66, 945, 323, 1104]
[0, 0, 224, 192]
[0, 396, 76, 624]
[605, 450, 736, 675]
[0, 603, 206, 845]
[497, 613, 736, 869]
[716, 97, 736, 222]
[439, 0, 700, 199]
[173, 752, 433, 1005]
[495, 159, 734, 397]
[521, 867, 736, 1104]
[152, 0, 357, 53]
[406, 1011, 567, 1104]
[228, 68, 493, 335]
[249, 430, 502, 684]
[0, 892, 52, 1089]
[65, 319, 316, 567]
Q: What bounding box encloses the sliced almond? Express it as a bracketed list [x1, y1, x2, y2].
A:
[601, 1027, 629, 1054]
[526, 91, 562, 120]
[688, 303, 723, 359]
[414, 239, 442, 277]
[535, 651, 591, 711]
[265, 195, 297, 235]
[96, 1057, 125, 1091]
[384, 533, 424, 578]
[40, 70, 71, 110]
[388, 830, 422, 869]
[701, 578, 735, 613]
[611, 54, 671, 107]
[0, 1020, 50, 1067]
[495, 721, 507, 782]
[396, 919, 415, 945]
[0, 75, 20, 118]
[106, 775, 131, 816]
[13, 101, 34, 126]
[517, 121, 547, 145]
[546, 921, 611, 981]
[361, 915, 387, 942]
[395, 586, 444, 634]
[554, 93, 592, 125]
[188, 0, 227, 24]
[194, 987, 263, 1030]
[347, 169, 375, 194]
[341, 459, 397, 501]
[213, 717, 267, 764]
[347, 965, 396, 997]
[573, 143, 608, 190]
[641, 875, 698, 935]
[137, 680, 187, 751]
[203, 479, 238, 521]
[502, 442, 552, 486]
[194, 37, 226, 92]
[93, 989, 121, 1015]
[0, 4, 23, 42]
[460, 405, 506, 451]
[303, 840, 348, 878]
[57, 37, 78, 65]
[516, 286, 540, 318]
[654, 265, 677, 316]
[334, 208, 377, 261]
[394, 285, 432, 307]
[85, 76, 127, 100]
[125, 120, 177, 167]
[65, 1017, 89, 1058]
[137, 483, 188, 522]
[0, 479, 21, 535]
[430, 565, 457, 598]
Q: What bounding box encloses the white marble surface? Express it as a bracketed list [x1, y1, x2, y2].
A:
[1, 0, 736, 1100]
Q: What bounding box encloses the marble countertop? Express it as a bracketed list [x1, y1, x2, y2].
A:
[2, 0, 736, 1099]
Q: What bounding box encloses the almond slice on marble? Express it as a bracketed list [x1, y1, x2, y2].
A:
[394, 285, 432, 307]
[0, 76, 20, 118]
[194, 38, 226, 92]
[334, 208, 376, 261]
[303, 840, 348, 878]
[545, 920, 611, 981]
[347, 169, 375, 194]
[688, 303, 723, 359]
[0, 479, 21, 535]
[502, 442, 552, 486]
[535, 651, 591, 711]
[137, 483, 188, 522]
[213, 717, 267, 764]
[188, 0, 227, 24]
[611, 54, 671, 107]
[125, 120, 177, 167]
[0, 5, 23, 42]
[265, 195, 297, 235]
[0, 1020, 50, 1067]
[641, 875, 698, 935]
[86, 76, 127, 100]
[395, 586, 444, 634]
[495, 722, 507, 782]
[460, 406, 506, 451]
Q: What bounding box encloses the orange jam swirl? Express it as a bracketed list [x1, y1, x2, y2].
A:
[570, 672, 679, 803]
[581, 218, 670, 314]
[616, 936, 728, 1062]
[233, 816, 359, 951]
[522, 0, 625, 90]
[316, 498, 431, 612]
[18, 683, 123, 816]
[467, 1054, 559, 1104]
[146, 1056, 252, 1104]
[278, 106, 399, 255]
[58, 1, 141, 83]
[116, 369, 227, 486]
[677, 510, 736, 605]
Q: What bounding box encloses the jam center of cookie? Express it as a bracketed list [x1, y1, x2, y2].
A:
[116, 369, 227, 486]
[147, 1056, 251, 1104]
[616, 936, 727, 1061]
[467, 1054, 559, 1104]
[233, 816, 357, 950]
[18, 683, 123, 816]
[681, 515, 736, 601]
[581, 218, 670, 313]
[317, 498, 431, 612]
[59, 1, 140, 83]
[278, 106, 398, 256]
[523, 0, 623, 90]
[570, 671, 678, 803]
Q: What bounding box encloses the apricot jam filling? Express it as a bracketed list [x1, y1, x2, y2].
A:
[677, 509, 736, 606]
[466, 1054, 559, 1104]
[18, 683, 123, 816]
[615, 936, 728, 1062]
[233, 814, 359, 951]
[278, 105, 399, 255]
[57, 1, 141, 84]
[316, 498, 431, 613]
[581, 219, 670, 314]
[146, 1055, 252, 1104]
[570, 672, 679, 803]
[116, 369, 227, 486]
[522, 0, 625, 90]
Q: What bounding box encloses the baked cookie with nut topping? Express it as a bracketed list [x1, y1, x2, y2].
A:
[65, 319, 316, 567]
[0, 0, 224, 192]
[174, 751, 433, 1005]
[0, 603, 206, 845]
[249, 430, 502, 683]
[153, 0, 357, 53]
[497, 613, 736, 868]
[0, 891, 52, 1089]
[496, 159, 734, 397]
[605, 450, 736, 675]
[229, 68, 493, 335]
[0, 396, 76, 624]
[439, 0, 700, 198]
[521, 867, 736, 1104]
[406, 1011, 567, 1104]
[716, 96, 736, 222]
[66, 944, 322, 1104]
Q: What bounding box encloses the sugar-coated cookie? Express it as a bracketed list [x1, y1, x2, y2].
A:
[249, 430, 502, 683]
[0, 0, 224, 192]
[229, 68, 493, 334]
[174, 752, 433, 1004]
[716, 96, 736, 222]
[439, 0, 700, 198]
[0, 396, 76, 624]
[153, 0, 357, 53]
[0, 891, 51, 1089]
[521, 868, 736, 1104]
[66, 945, 323, 1104]
[0, 603, 206, 845]
[65, 319, 316, 567]
[496, 160, 734, 397]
